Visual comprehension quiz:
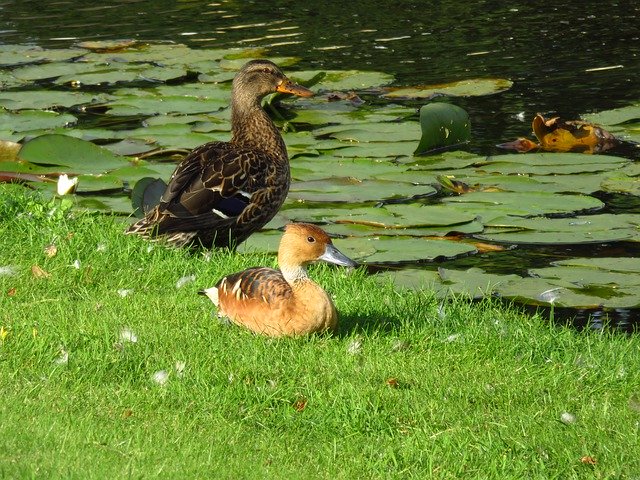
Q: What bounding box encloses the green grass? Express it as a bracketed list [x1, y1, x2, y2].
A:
[1, 184, 639, 479]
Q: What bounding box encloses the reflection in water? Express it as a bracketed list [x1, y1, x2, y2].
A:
[1, 0, 640, 329]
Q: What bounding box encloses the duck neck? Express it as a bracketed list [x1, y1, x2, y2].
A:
[279, 262, 309, 286]
[231, 96, 288, 161]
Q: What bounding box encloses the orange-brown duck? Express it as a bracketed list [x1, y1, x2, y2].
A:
[201, 223, 356, 337]
[126, 60, 313, 248]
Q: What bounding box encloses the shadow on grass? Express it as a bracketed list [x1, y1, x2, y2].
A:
[335, 312, 402, 337]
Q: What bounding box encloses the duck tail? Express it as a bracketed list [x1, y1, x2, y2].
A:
[125, 209, 160, 238]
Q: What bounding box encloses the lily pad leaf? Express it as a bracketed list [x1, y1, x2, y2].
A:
[343, 236, 477, 264]
[131, 177, 166, 217]
[291, 70, 395, 91]
[18, 134, 130, 173]
[415, 103, 471, 154]
[383, 78, 513, 99]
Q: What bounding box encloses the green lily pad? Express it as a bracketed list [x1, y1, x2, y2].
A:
[375, 268, 443, 291]
[494, 277, 640, 309]
[383, 78, 513, 99]
[291, 156, 404, 182]
[342, 236, 477, 263]
[105, 93, 228, 116]
[553, 257, 640, 273]
[291, 70, 395, 91]
[0, 45, 85, 67]
[435, 267, 522, 298]
[478, 214, 640, 245]
[483, 152, 629, 175]
[600, 173, 640, 195]
[443, 191, 604, 221]
[330, 141, 417, 159]
[415, 103, 471, 154]
[314, 121, 420, 143]
[0, 91, 112, 110]
[75, 174, 124, 193]
[18, 134, 130, 173]
[75, 194, 133, 214]
[289, 177, 421, 203]
[582, 104, 640, 126]
[0, 110, 77, 134]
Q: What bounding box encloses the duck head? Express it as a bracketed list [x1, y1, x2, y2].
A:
[278, 223, 356, 282]
[233, 59, 313, 104]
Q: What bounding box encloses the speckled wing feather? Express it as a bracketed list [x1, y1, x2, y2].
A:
[127, 141, 289, 248]
[216, 267, 293, 305]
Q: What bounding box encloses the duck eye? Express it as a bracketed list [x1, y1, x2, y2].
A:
[307, 236, 316, 243]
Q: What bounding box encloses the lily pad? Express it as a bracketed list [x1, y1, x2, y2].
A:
[105, 93, 228, 116]
[18, 134, 130, 173]
[0, 110, 77, 134]
[478, 214, 640, 245]
[435, 267, 522, 298]
[415, 103, 471, 154]
[291, 70, 395, 91]
[383, 78, 513, 99]
[0, 91, 112, 110]
[313, 121, 420, 143]
[289, 177, 421, 203]
[494, 277, 640, 309]
[342, 236, 477, 263]
[0, 45, 85, 67]
[443, 191, 604, 221]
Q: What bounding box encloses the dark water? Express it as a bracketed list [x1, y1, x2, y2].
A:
[2, 0, 640, 329]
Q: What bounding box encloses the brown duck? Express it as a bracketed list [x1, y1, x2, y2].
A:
[201, 223, 357, 337]
[126, 59, 313, 248]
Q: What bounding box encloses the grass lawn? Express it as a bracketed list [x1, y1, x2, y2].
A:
[1, 184, 639, 479]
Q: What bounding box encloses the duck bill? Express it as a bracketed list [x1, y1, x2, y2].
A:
[319, 243, 357, 268]
[276, 79, 314, 97]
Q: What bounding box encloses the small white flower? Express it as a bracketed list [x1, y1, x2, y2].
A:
[117, 289, 133, 298]
[71, 259, 81, 269]
[176, 274, 196, 289]
[96, 243, 107, 252]
[444, 333, 462, 343]
[57, 174, 78, 195]
[560, 412, 576, 425]
[539, 288, 562, 304]
[514, 111, 526, 122]
[175, 361, 186, 378]
[347, 338, 363, 355]
[0, 265, 18, 277]
[152, 370, 169, 386]
[54, 347, 69, 365]
[119, 327, 138, 344]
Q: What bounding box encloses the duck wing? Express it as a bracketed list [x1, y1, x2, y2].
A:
[217, 267, 293, 305]
[143, 141, 289, 235]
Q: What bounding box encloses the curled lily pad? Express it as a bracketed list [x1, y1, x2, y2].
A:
[415, 103, 471, 154]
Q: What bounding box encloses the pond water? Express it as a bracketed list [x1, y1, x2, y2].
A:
[2, 0, 640, 329]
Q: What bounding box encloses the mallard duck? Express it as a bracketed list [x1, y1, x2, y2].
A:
[200, 223, 356, 337]
[126, 60, 313, 248]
